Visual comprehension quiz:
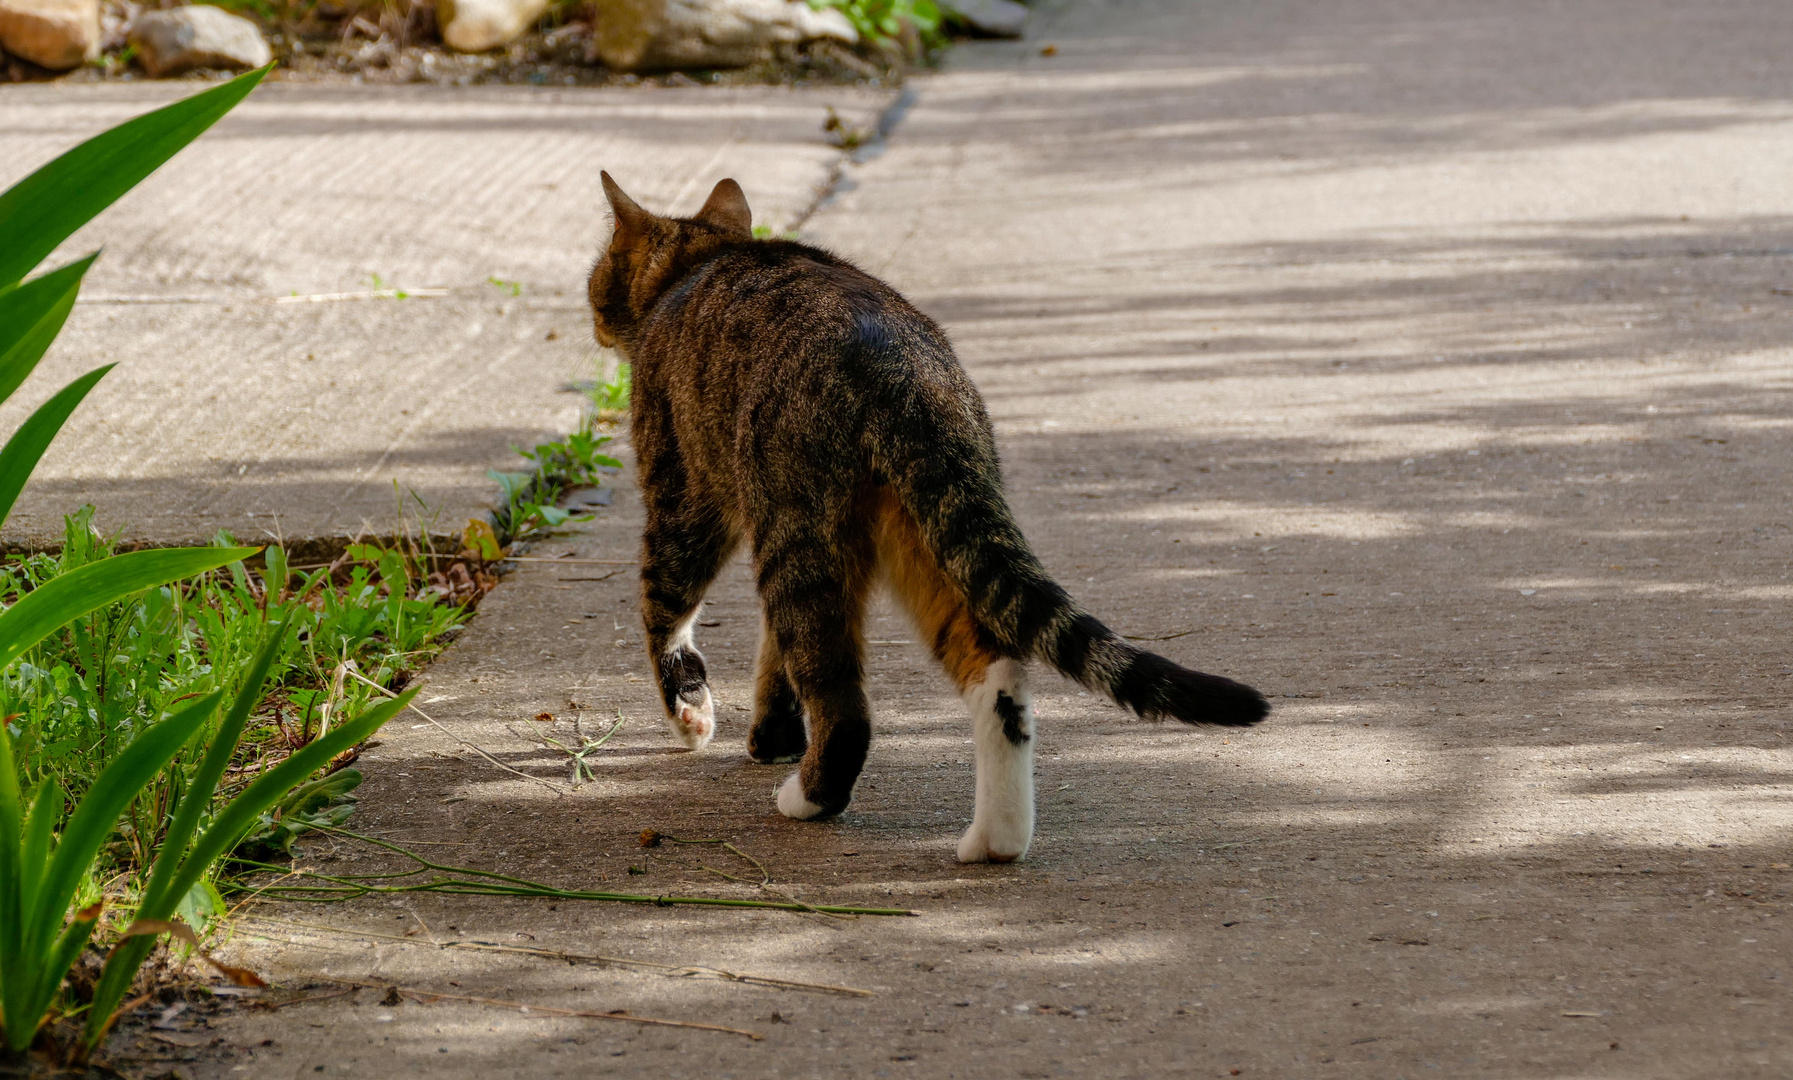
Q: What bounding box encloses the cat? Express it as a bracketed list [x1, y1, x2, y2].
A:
[587, 172, 1268, 863]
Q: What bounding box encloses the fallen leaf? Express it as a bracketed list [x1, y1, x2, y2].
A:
[1561, 1011, 1601, 1018]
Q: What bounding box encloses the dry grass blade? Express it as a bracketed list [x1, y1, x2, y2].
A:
[115, 917, 267, 987]
[318, 978, 763, 1039]
[240, 915, 877, 997]
[341, 667, 565, 796]
[233, 827, 918, 915]
[656, 833, 858, 920]
[272, 288, 448, 303]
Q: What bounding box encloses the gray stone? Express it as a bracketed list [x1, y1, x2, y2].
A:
[591, 0, 856, 73]
[0, 0, 100, 70]
[946, 0, 1026, 38]
[128, 4, 270, 78]
[437, 0, 551, 52]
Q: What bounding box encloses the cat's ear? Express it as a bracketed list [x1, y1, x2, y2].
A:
[601, 170, 649, 241]
[695, 178, 753, 236]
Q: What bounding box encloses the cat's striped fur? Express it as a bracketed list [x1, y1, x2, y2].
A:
[588, 173, 1268, 862]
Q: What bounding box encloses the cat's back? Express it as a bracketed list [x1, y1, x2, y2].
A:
[654, 240, 948, 367]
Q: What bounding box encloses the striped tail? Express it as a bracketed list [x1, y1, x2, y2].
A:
[871, 397, 1269, 728]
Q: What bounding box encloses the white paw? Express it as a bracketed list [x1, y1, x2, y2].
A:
[957, 818, 1031, 864]
[776, 773, 827, 820]
[667, 686, 715, 750]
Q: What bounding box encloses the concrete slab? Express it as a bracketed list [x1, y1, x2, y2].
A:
[107, 0, 1793, 1076]
[0, 82, 890, 546]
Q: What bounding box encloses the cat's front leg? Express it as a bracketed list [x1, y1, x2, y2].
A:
[639, 504, 735, 751]
[653, 609, 715, 749]
[957, 658, 1035, 863]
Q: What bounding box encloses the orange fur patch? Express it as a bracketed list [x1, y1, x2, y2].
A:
[872, 489, 1001, 690]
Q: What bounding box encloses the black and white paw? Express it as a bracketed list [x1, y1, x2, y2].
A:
[667, 686, 715, 750]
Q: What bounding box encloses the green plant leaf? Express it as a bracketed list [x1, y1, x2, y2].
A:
[173, 879, 225, 935]
[0, 364, 114, 532]
[0, 546, 258, 675]
[137, 624, 287, 920]
[193, 689, 412, 875]
[85, 688, 412, 1050]
[18, 780, 62, 923]
[0, 65, 269, 289]
[0, 254, 96, 409]
[0, 719, 25, 1044]
[85, 626, 287, 1051]
[3, 693, 218, 1051]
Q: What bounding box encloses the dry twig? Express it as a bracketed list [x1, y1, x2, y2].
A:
[342, 667, 565, 795]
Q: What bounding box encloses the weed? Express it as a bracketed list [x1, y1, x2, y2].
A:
[486, 276, 523, 297]
[806, 0, 942, 47]
[585, 359, 631, 415]
[489, 425, 621, 545]
[0, 515, 468, 905]
[0, 69, 443, 1061]
[751, 225, 802, 241]
[822, 106, 873, 150]
[365, 272, 410, 299]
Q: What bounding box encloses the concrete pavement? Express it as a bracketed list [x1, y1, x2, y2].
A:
[0, 82, 888, 546]
[69, 0, 1793, 1076]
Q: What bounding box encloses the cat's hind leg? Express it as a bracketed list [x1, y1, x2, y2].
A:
[748, 614, 806, 763]
[640, 504, 737, 750]
[957, 658, 1035, 863]
[754, 512, 877, 819]
[873, 491, 1034, 862]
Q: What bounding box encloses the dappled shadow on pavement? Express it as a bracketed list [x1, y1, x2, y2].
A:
[162, 0, 1793, 1076]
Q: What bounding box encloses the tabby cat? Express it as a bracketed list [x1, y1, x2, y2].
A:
[587, 173, 1268, 862]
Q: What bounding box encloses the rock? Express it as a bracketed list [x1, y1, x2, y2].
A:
[591, 0, 857, 73]
[128, 5, 270, 78]
[437, 0, 552, 52]
[946, 0, 1026, 38]
[0, 0, 100, 70]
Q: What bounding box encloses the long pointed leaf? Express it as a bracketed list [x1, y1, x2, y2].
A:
[0, 67, 269, 288]
[86, 687, 411, 1049]
[0, 547, 257, 674]
[19, 780, 61, 922]
[176, 688, 413, 895]
[138, 622, 287, 917]
[19, 908, 98, 1050]
[0, 364, 114, 532]
[25, 694, 220, 960]
[0, 723, 24, 1048]
[0, 255, 96, 409]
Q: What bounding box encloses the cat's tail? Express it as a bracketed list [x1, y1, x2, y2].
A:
[872, 398, 1268, 729]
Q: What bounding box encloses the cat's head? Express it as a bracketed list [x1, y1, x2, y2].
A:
[587, 172, 753, 352]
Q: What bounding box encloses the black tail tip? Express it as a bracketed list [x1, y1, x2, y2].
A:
[1190, 676, 1271, 727]
[1121, 653, 1270, 727]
